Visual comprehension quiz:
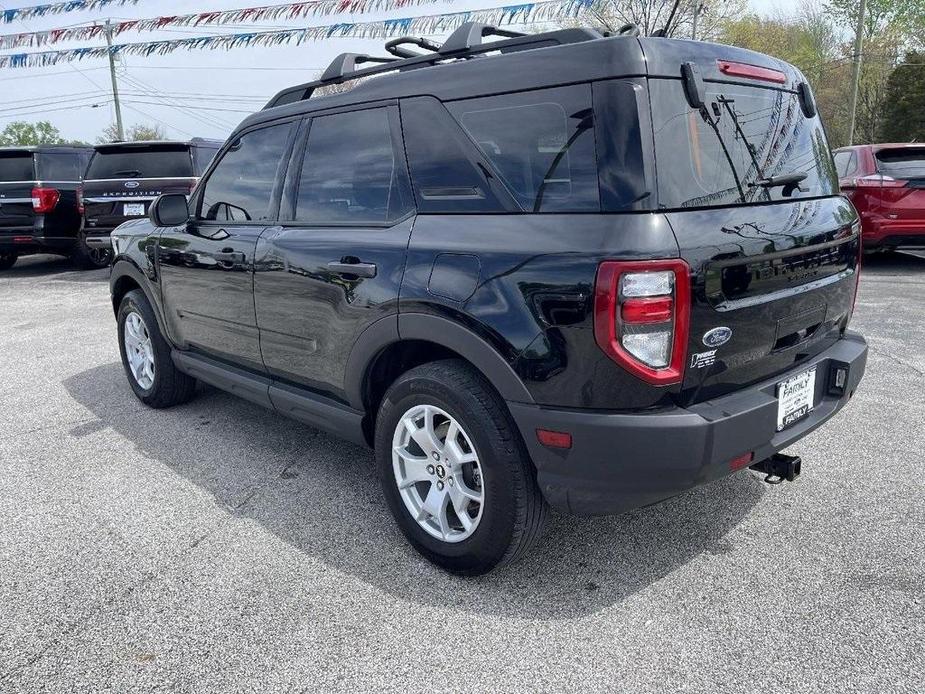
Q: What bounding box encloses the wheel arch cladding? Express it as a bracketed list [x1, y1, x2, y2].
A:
[110, 260, 168, 338]
[345, 313, 535, 414]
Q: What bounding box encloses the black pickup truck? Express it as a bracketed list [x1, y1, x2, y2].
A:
[0, 145, 94, 270]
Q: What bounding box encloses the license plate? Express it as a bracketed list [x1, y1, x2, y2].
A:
[776, 367, 816, 431]
[123, 203, 145, 216]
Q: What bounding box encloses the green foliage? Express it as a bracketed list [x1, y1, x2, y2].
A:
[879, 51, 925, 141]
[0, 121, 65, 146]
[97, 122, 167, 144]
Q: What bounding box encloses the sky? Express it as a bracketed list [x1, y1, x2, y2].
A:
[0, 0, 802, 143]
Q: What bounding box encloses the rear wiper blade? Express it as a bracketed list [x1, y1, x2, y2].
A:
[751, 171, 808, 188]
[112, 169, 142, 178]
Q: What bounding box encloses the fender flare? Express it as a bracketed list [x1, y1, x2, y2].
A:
[344, 313, 535, 410]
[110, 259, 170, 339]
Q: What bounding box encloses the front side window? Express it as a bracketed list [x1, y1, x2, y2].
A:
[294, 108, 413, 225]
[446, 85, 599, 212]
[650, 79, 838, 209]
[199, 122, 294, 222]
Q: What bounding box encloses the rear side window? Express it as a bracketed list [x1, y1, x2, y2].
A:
[447, 85, 599, 212]
[0, 153, 33, 182]
[86, 146, 194, 180]
[192, 146, 219, 176]
[35, 152, 85, 181]
[876, 148, 925, 180]
[199, 122, 294, 223]
[294, 107, 413, 225]
[833, 151, 857, 178]
[650, 79, 838, 209]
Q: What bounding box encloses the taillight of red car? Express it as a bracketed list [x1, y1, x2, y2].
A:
[31, 187, 60, 214]
[593, 259, 691, 386]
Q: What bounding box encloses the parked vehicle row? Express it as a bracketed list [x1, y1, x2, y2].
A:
[109, 23, 868, 574]
[0, 138, 219, 270]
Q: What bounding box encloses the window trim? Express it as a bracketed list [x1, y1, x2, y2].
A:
[278, 102, 416, 229]
[191, 116, 301, 227]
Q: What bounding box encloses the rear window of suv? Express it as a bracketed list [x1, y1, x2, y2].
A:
[0, 153, 34, 182]
[875, 148, 925, 179]
[650, 80, 838, 209]
[86, 145, 194, 180]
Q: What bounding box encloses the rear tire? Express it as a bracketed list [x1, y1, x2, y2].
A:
[117, 289, 197, 408]
[71, 231, 112, 270]
[375, 359, 547, 575]
[0, 252, 17, 271]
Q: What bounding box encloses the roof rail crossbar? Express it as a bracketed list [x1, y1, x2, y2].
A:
[385, 36, 441, 59]
[439, 22, 526, 55]
[264, 26, 602, 109]
[320, 53, 397, 83]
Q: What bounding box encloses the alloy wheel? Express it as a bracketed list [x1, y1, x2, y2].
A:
[123, 311, 155, 390]
[392, 404, 485, 543]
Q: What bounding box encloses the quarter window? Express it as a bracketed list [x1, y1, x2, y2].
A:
[199, 123, 294, 222]
[446, 85, 599, 212]
[294, 108, 413, 224]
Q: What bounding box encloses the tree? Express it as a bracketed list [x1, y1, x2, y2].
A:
[879, 51, 925, 142]
[97, 122, 166, 144]
[585, 0, 747, 41]
[0, 121, 65, 146]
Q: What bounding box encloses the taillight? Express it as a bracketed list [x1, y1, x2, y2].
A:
[851, 221, 862, 318]
[76, 185, 84, 215]
[31, 187, 60, 214]
[717, 60, 787, 84]
[594, 259, 691, 386]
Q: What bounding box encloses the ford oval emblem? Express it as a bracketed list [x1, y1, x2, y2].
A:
[124, 181, 140, 189]
[703, 327, 733, 348]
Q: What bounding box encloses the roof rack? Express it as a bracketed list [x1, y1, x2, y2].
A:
[264, 21, 601, 109]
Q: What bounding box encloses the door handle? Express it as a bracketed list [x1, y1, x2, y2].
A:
[215, 251, 245, 263]
[327, 260, 377, 279]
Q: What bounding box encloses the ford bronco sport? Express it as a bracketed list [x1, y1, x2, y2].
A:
[0, 145, 94, 270]
[109, 24, 867, 575]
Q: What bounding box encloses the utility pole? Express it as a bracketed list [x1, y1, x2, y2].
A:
[847, 0, 866, 145]
[103, 20, 124, 141]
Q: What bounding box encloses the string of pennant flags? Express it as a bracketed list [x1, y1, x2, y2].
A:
[1, 0, 141, 24]
[0, 0, 595, 70]
[0, 0, 447, 48]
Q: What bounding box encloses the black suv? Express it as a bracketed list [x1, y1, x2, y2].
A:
[0, 145, 95, 270]
[81, 138, 220, 256]
[109, 24, 867, 575]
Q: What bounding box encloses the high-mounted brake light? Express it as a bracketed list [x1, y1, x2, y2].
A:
[718, 60, 787, 85]
[594, 259, 691, 386]
[31, 187, 60, 214]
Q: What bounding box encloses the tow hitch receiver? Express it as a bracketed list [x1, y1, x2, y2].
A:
[751, 453, 802, 484]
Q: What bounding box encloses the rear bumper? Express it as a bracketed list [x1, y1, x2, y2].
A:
[509, 331, 867, 516]
[861, 217, 925, 247]
[0, 228, 74, 254]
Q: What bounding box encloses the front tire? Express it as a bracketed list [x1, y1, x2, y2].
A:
[117, 289, 196, 408]
[71, 231, 113, 270]
[375, 360, 547, 575]
[0, 252, 17, 271]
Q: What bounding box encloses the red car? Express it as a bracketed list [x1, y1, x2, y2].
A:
[834, 144, 925, 251]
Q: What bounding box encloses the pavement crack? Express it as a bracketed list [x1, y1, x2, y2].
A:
[870, 345, 925, 377]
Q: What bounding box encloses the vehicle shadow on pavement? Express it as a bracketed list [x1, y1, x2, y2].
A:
[65, 362, 767, 619]
[0, 254, 108, 281]
[862, 250, 925, 273]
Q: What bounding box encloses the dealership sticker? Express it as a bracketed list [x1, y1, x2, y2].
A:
[690, 350, 717, 369]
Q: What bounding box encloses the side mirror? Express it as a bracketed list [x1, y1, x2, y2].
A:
[149, 193, 190, 227]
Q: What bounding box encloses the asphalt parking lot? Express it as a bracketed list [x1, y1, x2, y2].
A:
[1, 252, 923, 693]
